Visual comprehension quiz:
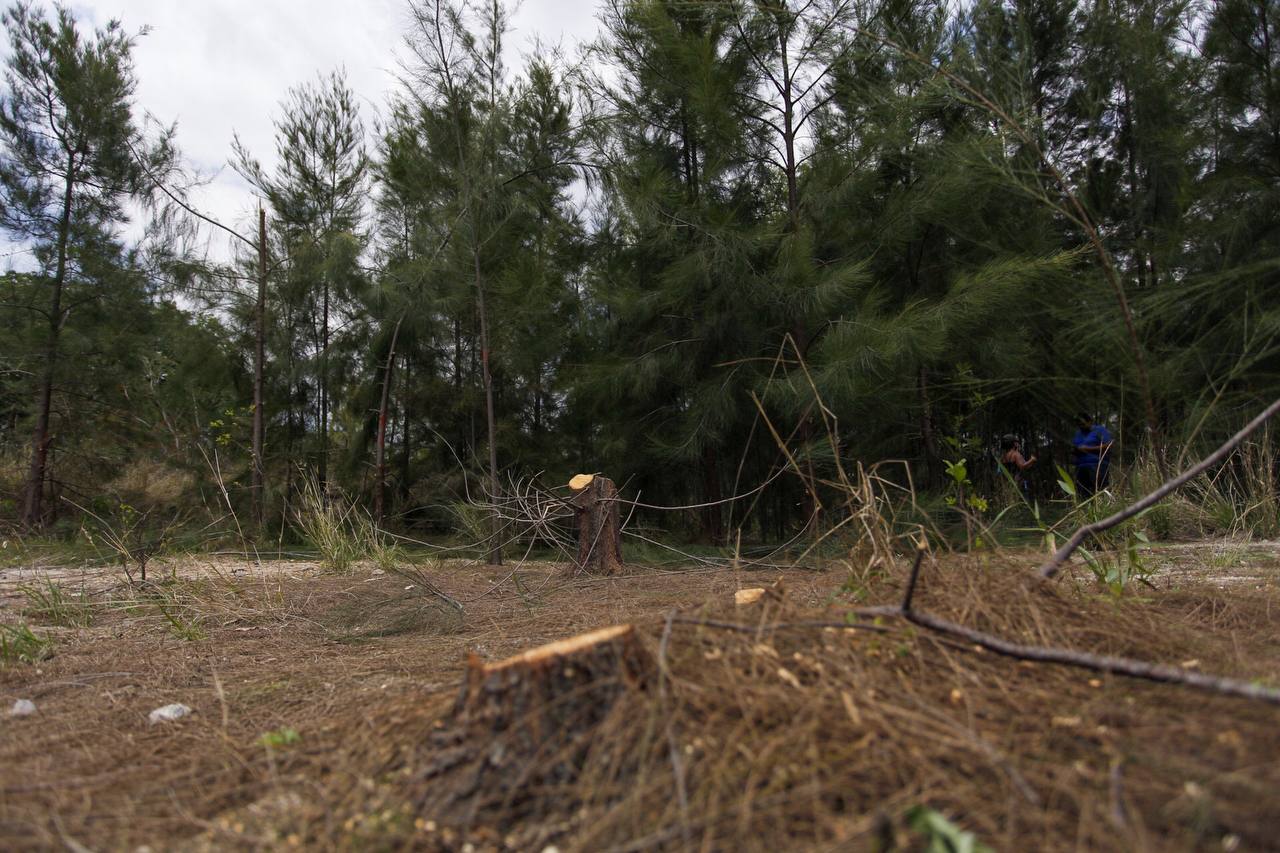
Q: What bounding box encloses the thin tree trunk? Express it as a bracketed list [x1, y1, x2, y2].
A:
[399, 392, 412, 503]
[474, 248, 502, 566]
[22, 155, 75, 528]
[319, 276, 330, 488]
[251, 205, 268, 527]
[374, 317, 404, 525]
[779, 27, 799, 222]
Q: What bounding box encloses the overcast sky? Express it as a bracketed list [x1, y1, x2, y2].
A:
[17, 0, 603, 263]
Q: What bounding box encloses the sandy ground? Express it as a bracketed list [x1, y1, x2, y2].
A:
[0, 545, 1277, 850]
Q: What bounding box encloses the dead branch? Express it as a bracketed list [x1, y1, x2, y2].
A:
[888, 545, 1280, 706]
[669, 615, 891, 634]
[1038, 396, 1280, 580]
[900, 608, 1280, 705]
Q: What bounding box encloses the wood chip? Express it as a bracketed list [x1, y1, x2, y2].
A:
[568, 473, 595, 491]
[776, 667, 802, 688]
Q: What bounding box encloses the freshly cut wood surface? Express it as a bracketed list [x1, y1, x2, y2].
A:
[482, 624, 634, 672]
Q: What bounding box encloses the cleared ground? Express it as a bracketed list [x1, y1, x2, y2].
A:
[1, 546, 1278, 851]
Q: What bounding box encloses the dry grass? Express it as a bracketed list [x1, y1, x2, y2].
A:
[1, 552, 1278, 851]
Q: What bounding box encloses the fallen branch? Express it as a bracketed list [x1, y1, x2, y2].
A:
[890, 545, 1280, 705]
[900, 608, 1280, 705]
[669, 615, 891, 634]
[1038, 396, 1280, 580]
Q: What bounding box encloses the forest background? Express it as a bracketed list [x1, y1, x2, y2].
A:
[2, 0, 1278, 553]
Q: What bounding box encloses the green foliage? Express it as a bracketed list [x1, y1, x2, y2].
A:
[294, 474, 402, 572]
[260, 727, 302, 749]
[907, 806, 993, 853]
[0, 622, 52, 665]
[4, 0, 1280, 546]
[146, 585, 207, 641]
[294, 476, 365, 573]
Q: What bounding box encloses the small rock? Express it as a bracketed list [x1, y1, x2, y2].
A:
[9, 699, 36, 717]
[148, 703, 193, 724]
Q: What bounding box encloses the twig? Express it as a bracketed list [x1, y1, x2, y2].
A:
[669, 616, 890, 634]
[1038, 396, 1280, 579]
[900, 547, 927, 613]
[900, 608, 1280, 705]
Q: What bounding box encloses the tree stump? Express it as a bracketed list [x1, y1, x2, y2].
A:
[455, 624, 650, 732]
[569, 473, 624, 575]
[421, 625, 652, 812]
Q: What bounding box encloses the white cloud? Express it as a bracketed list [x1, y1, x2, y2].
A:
[14, 0, 602, 262]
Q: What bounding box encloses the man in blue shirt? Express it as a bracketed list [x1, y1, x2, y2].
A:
[1071, 412, 1114, 497]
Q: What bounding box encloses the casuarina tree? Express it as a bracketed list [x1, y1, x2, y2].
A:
[0, 1, 171, 527]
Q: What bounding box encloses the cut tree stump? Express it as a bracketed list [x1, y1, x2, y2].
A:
[455, 624, 650, 731]
[569, 473, 624, 575]
[421, 625, 652, 808]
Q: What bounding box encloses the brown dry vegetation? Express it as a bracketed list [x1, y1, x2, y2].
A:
[0, 550, 1278, 851]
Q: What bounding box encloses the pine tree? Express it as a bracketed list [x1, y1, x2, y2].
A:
[233, 69, 368, 489]
[0, 1, 172, 527]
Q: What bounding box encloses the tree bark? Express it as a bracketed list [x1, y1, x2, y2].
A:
[374, 317, 403, 525]
[455, 624, 650, 728]
[571, 475, 624, 575]
[22, 154, 75, 528]
[319, 272, 330, 488]
[251, 205, 268, 528]
[420, 625, 652, 808]
[475, 247, 502, 565]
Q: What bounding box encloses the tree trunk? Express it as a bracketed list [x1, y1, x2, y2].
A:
[399, 373, 413, 504]
[474, 248, 502, 566]
[570, 474, 624, 575]
[455, 624, 650, 727]
[319, 274, 330, 488]
[420, 625, 652, 806]
[22, 155, 75, 528]
[374, 317, 403, 525]
[251, 205, 268, 528]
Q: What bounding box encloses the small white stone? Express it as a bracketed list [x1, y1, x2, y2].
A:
[148, 703, 192, 724]
[9, 699, 36, 717]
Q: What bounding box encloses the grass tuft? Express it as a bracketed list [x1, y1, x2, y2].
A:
[20, 578, 93, 627]
[0, 623, 53, 666]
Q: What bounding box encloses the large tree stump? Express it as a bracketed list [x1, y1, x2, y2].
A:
[421, 625, 652, 815]
[456, 624, 650, 731]
[569, 473, 624, 575]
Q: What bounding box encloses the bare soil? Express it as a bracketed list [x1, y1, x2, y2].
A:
[0, 547, 1277, 851]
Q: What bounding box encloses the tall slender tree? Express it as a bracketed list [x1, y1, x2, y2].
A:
[0, 1, 171, 527]
[234, 70, 368, 488]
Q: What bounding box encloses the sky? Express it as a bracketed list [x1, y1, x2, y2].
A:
[13, 0, 604, 263]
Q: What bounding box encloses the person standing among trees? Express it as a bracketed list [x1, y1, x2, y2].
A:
[1000, 435, 1037, 496]
[1072, 413, 1114, 497]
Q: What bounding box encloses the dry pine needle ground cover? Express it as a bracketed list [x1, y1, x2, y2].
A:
[1, 551, 1278, 851]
